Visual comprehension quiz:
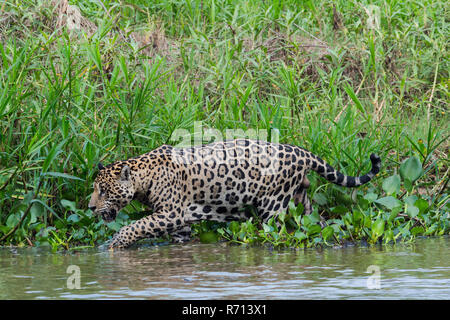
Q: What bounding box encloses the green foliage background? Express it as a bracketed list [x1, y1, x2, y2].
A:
[0, 0, 448, 250]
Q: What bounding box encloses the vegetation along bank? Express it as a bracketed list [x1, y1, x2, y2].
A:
[0, 0, 448, 251]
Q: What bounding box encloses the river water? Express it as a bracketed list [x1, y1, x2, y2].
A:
[0, 237, 449, 299]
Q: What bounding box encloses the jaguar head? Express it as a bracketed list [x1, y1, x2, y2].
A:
[88, 163, 135, 222]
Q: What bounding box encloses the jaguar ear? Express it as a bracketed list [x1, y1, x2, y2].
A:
[98, 163, 105, 170]
[119, 165, 131, 181]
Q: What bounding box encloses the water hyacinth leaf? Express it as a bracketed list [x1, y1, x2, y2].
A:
[407, 205, 419, 218]
[352, 210, 364, 225]
[388, 207, 401, 222]
[374, 196, 402, 210]
[382, 175, 401, 195]
[116, 211, 129, 221]
[67, 213, 80, 223]
[82, 209, 94, 219]
[72, 229, 86, 240]
[294, 230, 307, 241]
[384, 229, 394, 243]
[61, 199, 77, 212]
[37, 226, 55, 240]
[107, 221, 122, 232]
[363, 215, 372, 228]
[405, 195, 418, 206]
[309, 211, 321, 224]
[415, 198, 429, 214]
[307, 224, 321, 236]
[33, 223, 46, 233]
[322, 226, 334, 241]
[6, 213, 20, 228]
[424, 224, 437, 235]
[372, 218, 385, 237]
[262, 223, 272, 233]
[295, 202, 304, 216]
[288, 201, 297, 212]
[403, 178, 413, 192]
[330, 223, 341, 233]
[302, 215, 312, 227]
[357, 197, 370, 210]
[343, 212, 352, 225]
[229, 221, 240, 234]
[245, 220, 256, 234]
[411, 226, 424, 236]
[400, 156, 422, 182]
[313, 237, 323, 245]
[30, 202, 44, 221]
[29, 209, 38, 225]
[22, 191, 33, 205]
[363, 192, 378, 202]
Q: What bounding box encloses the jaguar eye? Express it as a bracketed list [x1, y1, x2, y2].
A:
[97, 185, 105, 197]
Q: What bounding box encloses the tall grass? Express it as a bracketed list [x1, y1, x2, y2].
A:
[0, 0, 448, 248]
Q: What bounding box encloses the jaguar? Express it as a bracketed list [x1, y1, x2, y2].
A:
[88, 139, 381, 248]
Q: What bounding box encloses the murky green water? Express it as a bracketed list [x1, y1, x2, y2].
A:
[0, 237, 449, 299]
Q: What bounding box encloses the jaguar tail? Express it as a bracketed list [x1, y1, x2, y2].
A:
[308, 152, 381, 187]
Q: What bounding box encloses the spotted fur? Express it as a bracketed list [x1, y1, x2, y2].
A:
[88, 139, 381, 248]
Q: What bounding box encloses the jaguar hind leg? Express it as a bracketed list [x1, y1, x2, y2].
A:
[293, 177, 313, 215]
[293, 187, 312, 215]
[293, 178, 330, 227]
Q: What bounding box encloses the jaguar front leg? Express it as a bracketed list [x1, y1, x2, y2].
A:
[109, 210, 186, 249]
[169, 225, 192, 243]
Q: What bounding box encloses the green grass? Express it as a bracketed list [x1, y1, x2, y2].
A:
[0, 0, 448, 250]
